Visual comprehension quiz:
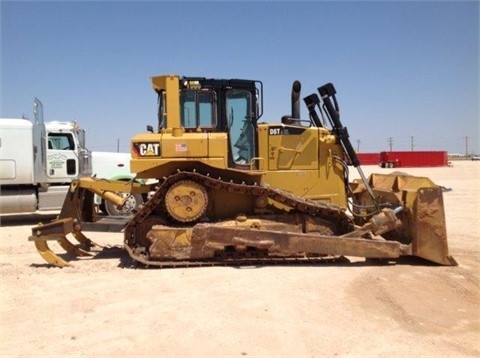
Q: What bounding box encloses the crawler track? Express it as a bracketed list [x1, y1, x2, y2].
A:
[124, 170, 355, 267]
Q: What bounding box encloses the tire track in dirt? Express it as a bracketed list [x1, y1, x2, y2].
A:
[348, 266, 479, 331]
[348, 264, 480, 356]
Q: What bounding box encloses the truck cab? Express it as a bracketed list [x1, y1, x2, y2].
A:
[0, 99, 92, 214]
[43, 121, 91, 182]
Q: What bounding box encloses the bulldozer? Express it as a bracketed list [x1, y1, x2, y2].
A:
[29, 74, 457, 268]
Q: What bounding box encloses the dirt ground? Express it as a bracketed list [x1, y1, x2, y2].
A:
[1, 161, 479, 357]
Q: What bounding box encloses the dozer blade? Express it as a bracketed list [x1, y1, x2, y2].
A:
[352, 173, 457, 266]
[410, 186, 456, 265]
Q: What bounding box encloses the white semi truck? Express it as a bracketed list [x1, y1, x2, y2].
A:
[0, 99, 142, 216]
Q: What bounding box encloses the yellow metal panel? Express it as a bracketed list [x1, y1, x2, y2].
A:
[131, 132, 161, 142]
[262, 168, 347, 209]
[130, 131, 230, 177]
[150, 74, 181, 128]
[208, 133, 228, 158]
[256, 126, 269, 171]
[130, 133, 161, 159]
[131, 158, 228, 179]
[256, 123, 347, 208]
[161, 132, 208, 158]
[266, 126, 319, 170]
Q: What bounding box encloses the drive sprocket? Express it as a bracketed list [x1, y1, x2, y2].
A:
[164, 180, 208, 223]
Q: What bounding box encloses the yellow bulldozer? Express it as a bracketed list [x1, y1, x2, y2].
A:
[29, 74, 457, 267]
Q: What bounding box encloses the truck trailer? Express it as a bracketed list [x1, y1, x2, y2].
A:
[379, 151, 448, 168]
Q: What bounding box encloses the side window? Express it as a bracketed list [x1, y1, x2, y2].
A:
[227, 90, 255, 165]
[180, 90, 216, 129]
[157, 91, 166, 130]
[48, 133, 75, 150]
[198, 92, 213, 127]
[181, 90, 196, 128]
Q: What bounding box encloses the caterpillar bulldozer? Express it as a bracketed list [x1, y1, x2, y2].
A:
[29, 74, 457, 268]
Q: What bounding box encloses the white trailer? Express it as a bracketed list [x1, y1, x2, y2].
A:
[0, 99, 141, 216]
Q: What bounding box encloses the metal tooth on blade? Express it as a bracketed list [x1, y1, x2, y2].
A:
[34, 240, 72, 267]
[58, 236, 92, 257]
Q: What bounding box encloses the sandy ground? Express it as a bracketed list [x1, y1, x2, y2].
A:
[1, 161, 479, 357]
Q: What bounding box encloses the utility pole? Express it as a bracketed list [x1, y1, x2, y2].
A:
[465, 136, 469, 156]
[117, 138, 120, 153]
[410, 136, 414, 151]
[387, 137, 393, 152]
[356, 139, 360, 152]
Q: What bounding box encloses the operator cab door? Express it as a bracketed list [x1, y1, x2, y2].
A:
[226, 89, 256, 169]
[46, 132, 78, 181]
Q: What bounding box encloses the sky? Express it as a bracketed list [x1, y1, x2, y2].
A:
[1, 1, 479, 155]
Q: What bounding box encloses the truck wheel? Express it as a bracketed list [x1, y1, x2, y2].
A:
[105, 192, 143, 216]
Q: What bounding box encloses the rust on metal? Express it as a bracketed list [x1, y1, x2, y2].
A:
[411, 187, 457, 265]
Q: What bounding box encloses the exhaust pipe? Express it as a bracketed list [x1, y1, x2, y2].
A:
[291, 80, 301, 119]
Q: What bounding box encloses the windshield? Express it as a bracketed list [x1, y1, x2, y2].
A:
[48, 132, 76, 150]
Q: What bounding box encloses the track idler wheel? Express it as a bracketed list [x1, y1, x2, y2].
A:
[165, 180, 208, 223]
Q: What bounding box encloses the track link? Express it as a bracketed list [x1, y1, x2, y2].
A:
[124, 170, 354, 267]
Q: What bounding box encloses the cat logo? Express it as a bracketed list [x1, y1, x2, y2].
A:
[134, 142, 160, 157]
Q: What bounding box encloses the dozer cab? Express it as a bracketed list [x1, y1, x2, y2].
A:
[29, 74, 457, 267]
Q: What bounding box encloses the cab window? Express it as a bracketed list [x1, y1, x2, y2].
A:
[48, 133, 75, 150]
[227, 90, 255, 165]
[157, 90, 166, 130]
[180, 90, 216, 129]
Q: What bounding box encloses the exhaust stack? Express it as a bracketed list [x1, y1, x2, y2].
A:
[291, 80, 301, 119]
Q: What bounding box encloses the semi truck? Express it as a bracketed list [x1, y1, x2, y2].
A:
[0, 99, 141, 216]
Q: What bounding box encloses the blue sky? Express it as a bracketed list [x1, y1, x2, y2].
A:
[1, 1, 478, 154]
